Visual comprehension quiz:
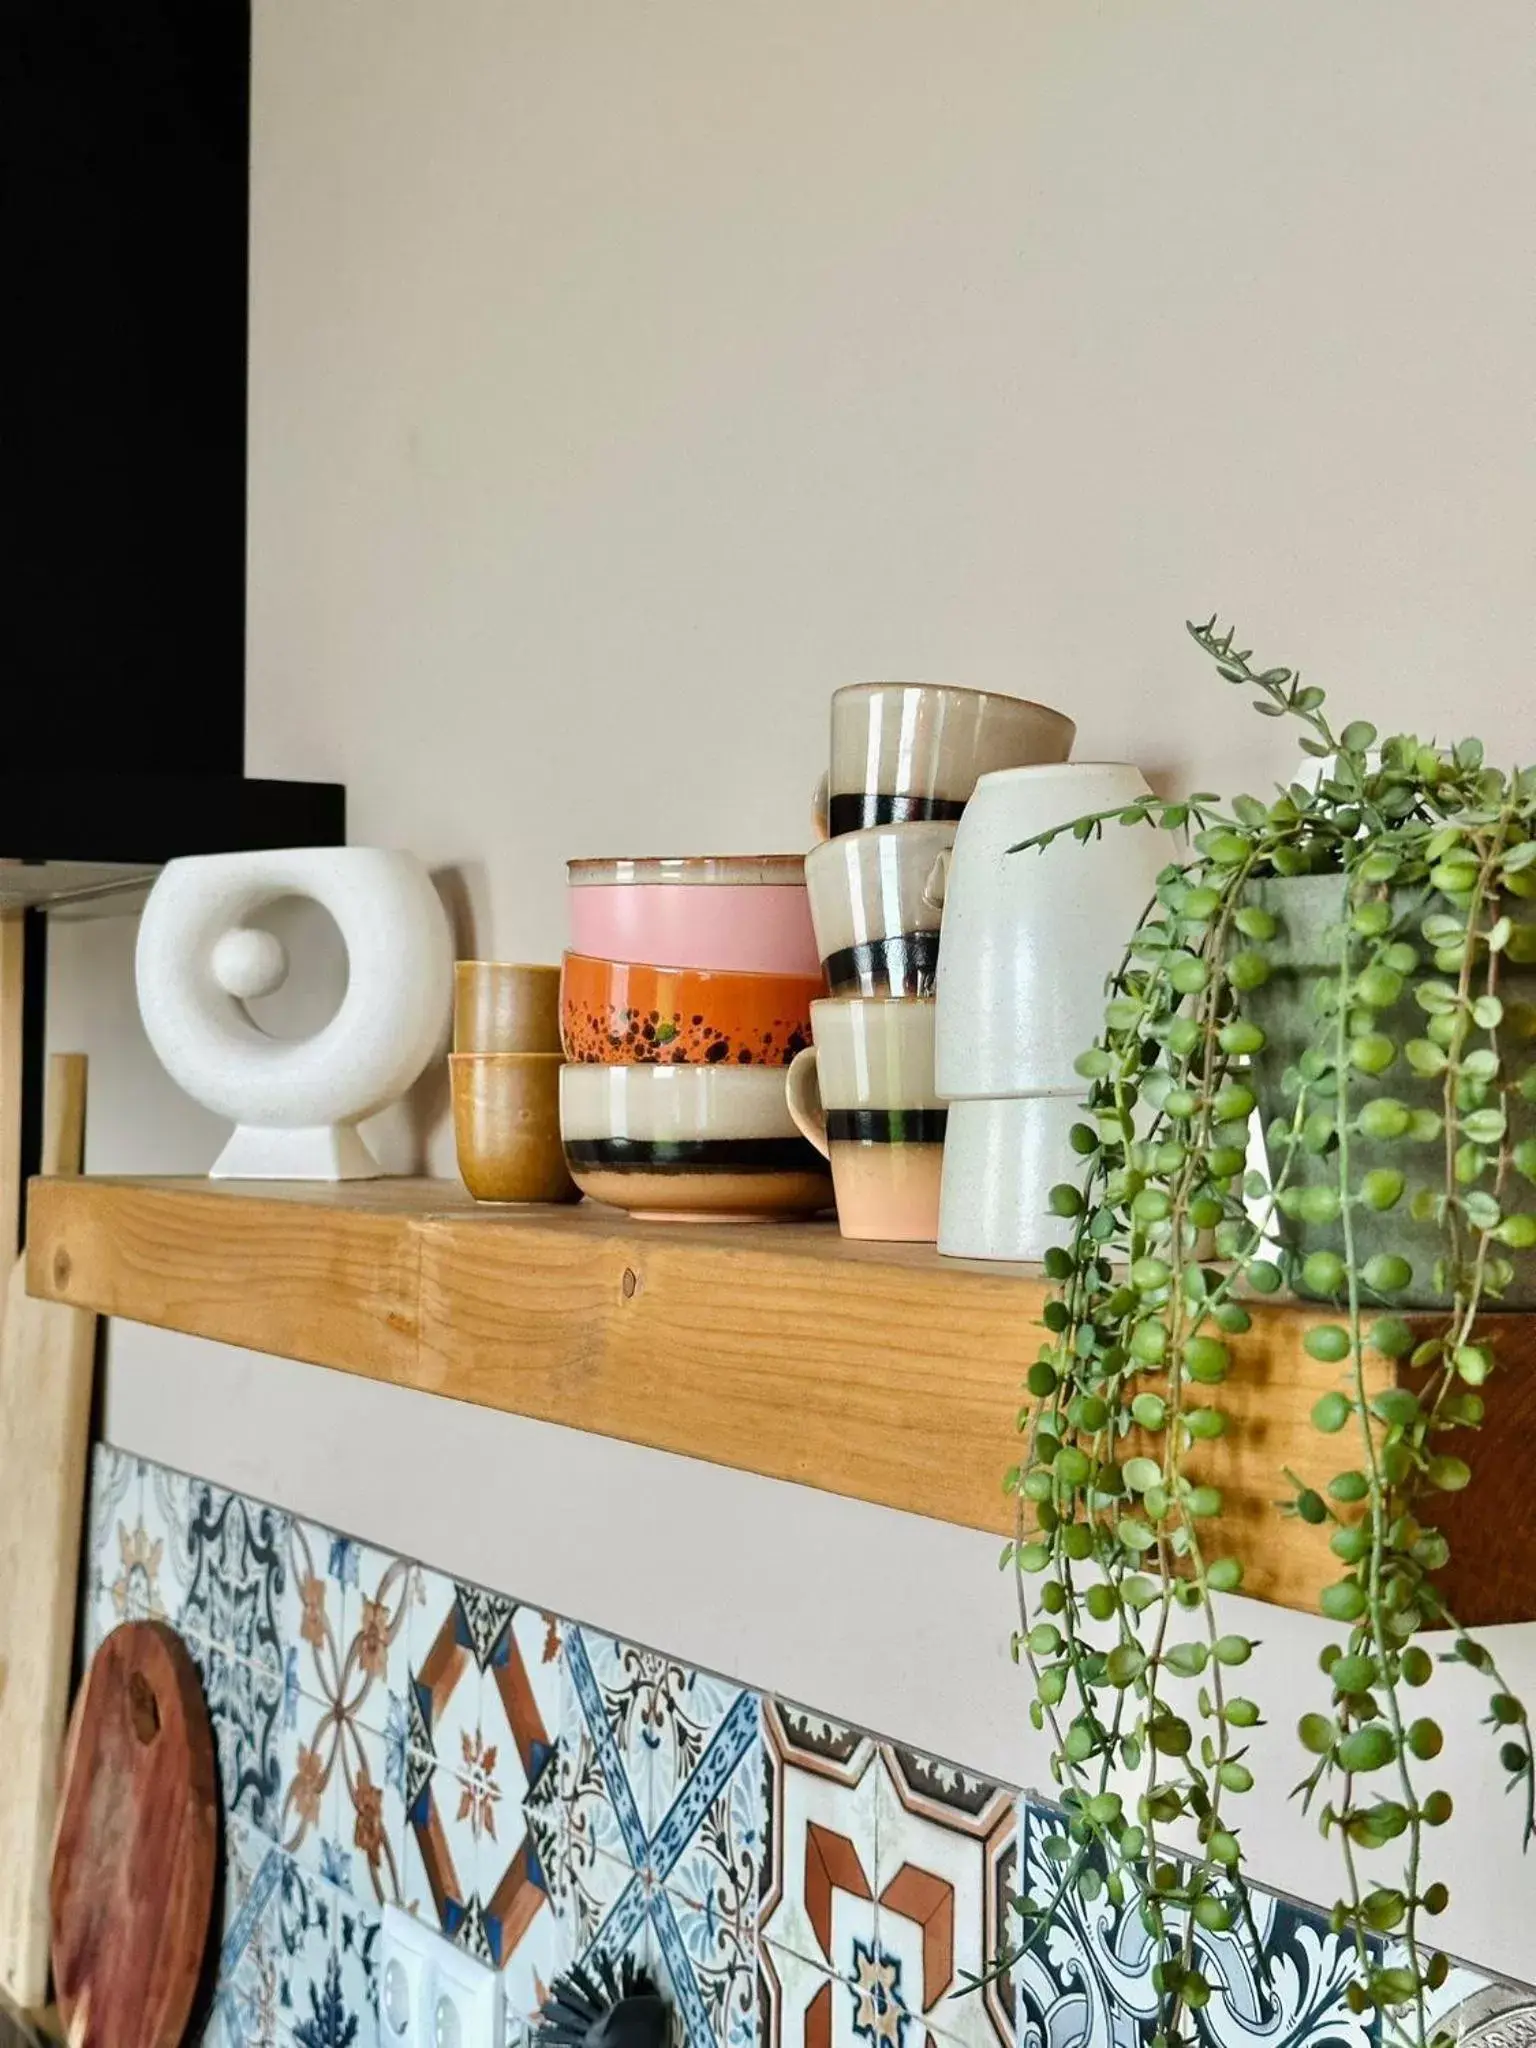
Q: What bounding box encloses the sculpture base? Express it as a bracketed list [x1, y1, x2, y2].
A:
[210, 1124, 384, 1181]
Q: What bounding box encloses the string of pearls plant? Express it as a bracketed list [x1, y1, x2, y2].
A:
[1001, 620, 1534, 2048]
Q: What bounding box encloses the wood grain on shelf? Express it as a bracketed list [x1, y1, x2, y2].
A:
[24, 1175, 1535, 1624]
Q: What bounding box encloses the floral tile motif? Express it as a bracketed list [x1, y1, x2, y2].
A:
[342, 1541, 422, 1739]
[215, 1813, 378, 2048]
[82, 1443, 147, 1657]
[1014, 1799, 1373, 2048]
[191, 1633, 285, 1834]
[282, 1517, 350, 1707]
[333, 1886, 383, 2042]
[215, 1820, 288, 2048]
[759, 1702, 880, 1984]
[182, 1479, 290, 1677]
[332, 1709, 408, 1909]
[872, 1745, 1016, 2048]
[276, 1684, 344, 1877]
[656, 1884, 759, 2048]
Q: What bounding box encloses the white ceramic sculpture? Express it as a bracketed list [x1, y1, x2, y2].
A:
[136, 847, 454, 1179]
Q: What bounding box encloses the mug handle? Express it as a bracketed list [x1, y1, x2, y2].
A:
[810, 772, 830, 844]
[922, 846, 951, 912]
[785, 1047, 830, 1159]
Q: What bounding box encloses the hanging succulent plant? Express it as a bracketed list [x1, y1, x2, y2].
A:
[1000, 620, 1535, 2048]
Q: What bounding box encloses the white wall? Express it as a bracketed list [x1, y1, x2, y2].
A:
[54, 0, 1536, 1982]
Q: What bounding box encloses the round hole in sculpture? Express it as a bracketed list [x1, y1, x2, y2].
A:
[135, 848, 454, 1180]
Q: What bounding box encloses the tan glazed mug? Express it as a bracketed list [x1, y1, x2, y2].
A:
[451, 1051, 578, 1202]
[784, 998, 945, 1241]
[454, 962, 563, 1054]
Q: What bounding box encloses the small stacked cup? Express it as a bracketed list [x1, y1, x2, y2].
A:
[934, 763, 1177, 1259]
[790, 682, 1076, 1240]
[557, 856, 832, 1221]
[451, 962, 579, 1202]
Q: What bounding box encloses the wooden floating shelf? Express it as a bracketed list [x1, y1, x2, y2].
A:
[25, 1175, 1536, 1625]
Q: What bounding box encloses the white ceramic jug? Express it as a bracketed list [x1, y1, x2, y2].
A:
[933, 762, 1174, 1099]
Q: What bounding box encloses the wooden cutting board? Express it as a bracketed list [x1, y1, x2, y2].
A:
[50, 1621, 218, 2048]
[0, 1053, 97, 2007]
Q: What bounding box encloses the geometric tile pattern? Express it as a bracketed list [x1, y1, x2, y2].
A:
[77, 1447, 1512, 2048]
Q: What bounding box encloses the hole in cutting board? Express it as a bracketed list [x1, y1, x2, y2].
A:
[128, 1671, 160, 1745]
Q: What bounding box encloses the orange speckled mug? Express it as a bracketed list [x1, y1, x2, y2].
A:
[560, 953, 819, 1067]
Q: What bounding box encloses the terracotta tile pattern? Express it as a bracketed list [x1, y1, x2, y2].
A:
[77, 1448, 1510, 2048]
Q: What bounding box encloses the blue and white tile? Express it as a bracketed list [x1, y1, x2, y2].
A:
[1014, 1800, 1374, 2048]
[215, 1818, 288, 2048]
[332, 1885, 383, 2043]
[182, 1478, 290, 1677]
[192, 1633, 286, 1836]
[563, 1626, 764, 1891]
[271, 1853, 337, 2037]
[654, 1882, 760, 2048]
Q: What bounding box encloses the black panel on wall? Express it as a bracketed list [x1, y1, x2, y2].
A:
[8, 0, 250, 775]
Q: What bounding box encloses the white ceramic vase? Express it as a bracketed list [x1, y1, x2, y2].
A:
[937, 1094, 1082, 1262]
[136, 847, 454, 1179]
[934, 763, 1174, 1099]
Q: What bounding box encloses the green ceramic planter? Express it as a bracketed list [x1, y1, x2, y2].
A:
[1238, 872, 1536, 1308]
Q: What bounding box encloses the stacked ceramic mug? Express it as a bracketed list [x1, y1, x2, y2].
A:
[790, 682, 1076, 1241]
[556, 855, 832, 1221]
[934, 763, 1177, 1259]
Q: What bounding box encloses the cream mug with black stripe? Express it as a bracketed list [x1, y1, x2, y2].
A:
[784, 998, 945, 1240]
[804, 822, 954, 997]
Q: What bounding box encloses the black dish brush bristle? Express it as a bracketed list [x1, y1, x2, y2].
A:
[537, 1954, 669, 2048]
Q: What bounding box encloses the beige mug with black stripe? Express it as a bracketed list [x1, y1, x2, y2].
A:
[784, 998, 945, 1240]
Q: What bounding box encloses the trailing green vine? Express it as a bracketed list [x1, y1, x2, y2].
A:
[998, 620, 1535, 2048]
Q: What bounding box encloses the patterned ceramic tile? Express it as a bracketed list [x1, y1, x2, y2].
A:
[333, 1886, 384, 2043]
[332, 1710, 408, 1908]
[400, 1754, 480, 1948]
[192, 1632, 285, 1834]
[82, 1443, 146, 1656]
[656, 1883, 760, 2048]
[215, 1813, 379, 2048]
[1014, 1799, 1373, 2048]
[871, 1744, 1016, 2048]
[282, 1517, 350, 1708]
[407, 1569, 509, 1776]
[342, 1541, 422, 1738]
[276, 1683, 344, 1876]
[558, 1628, 765, 2048]
[759, 1702, 880, 1983]
[760, 1942, 885, 2048]
[183, 1479, 290, 1677]
[215, 1819, 288, 2048]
